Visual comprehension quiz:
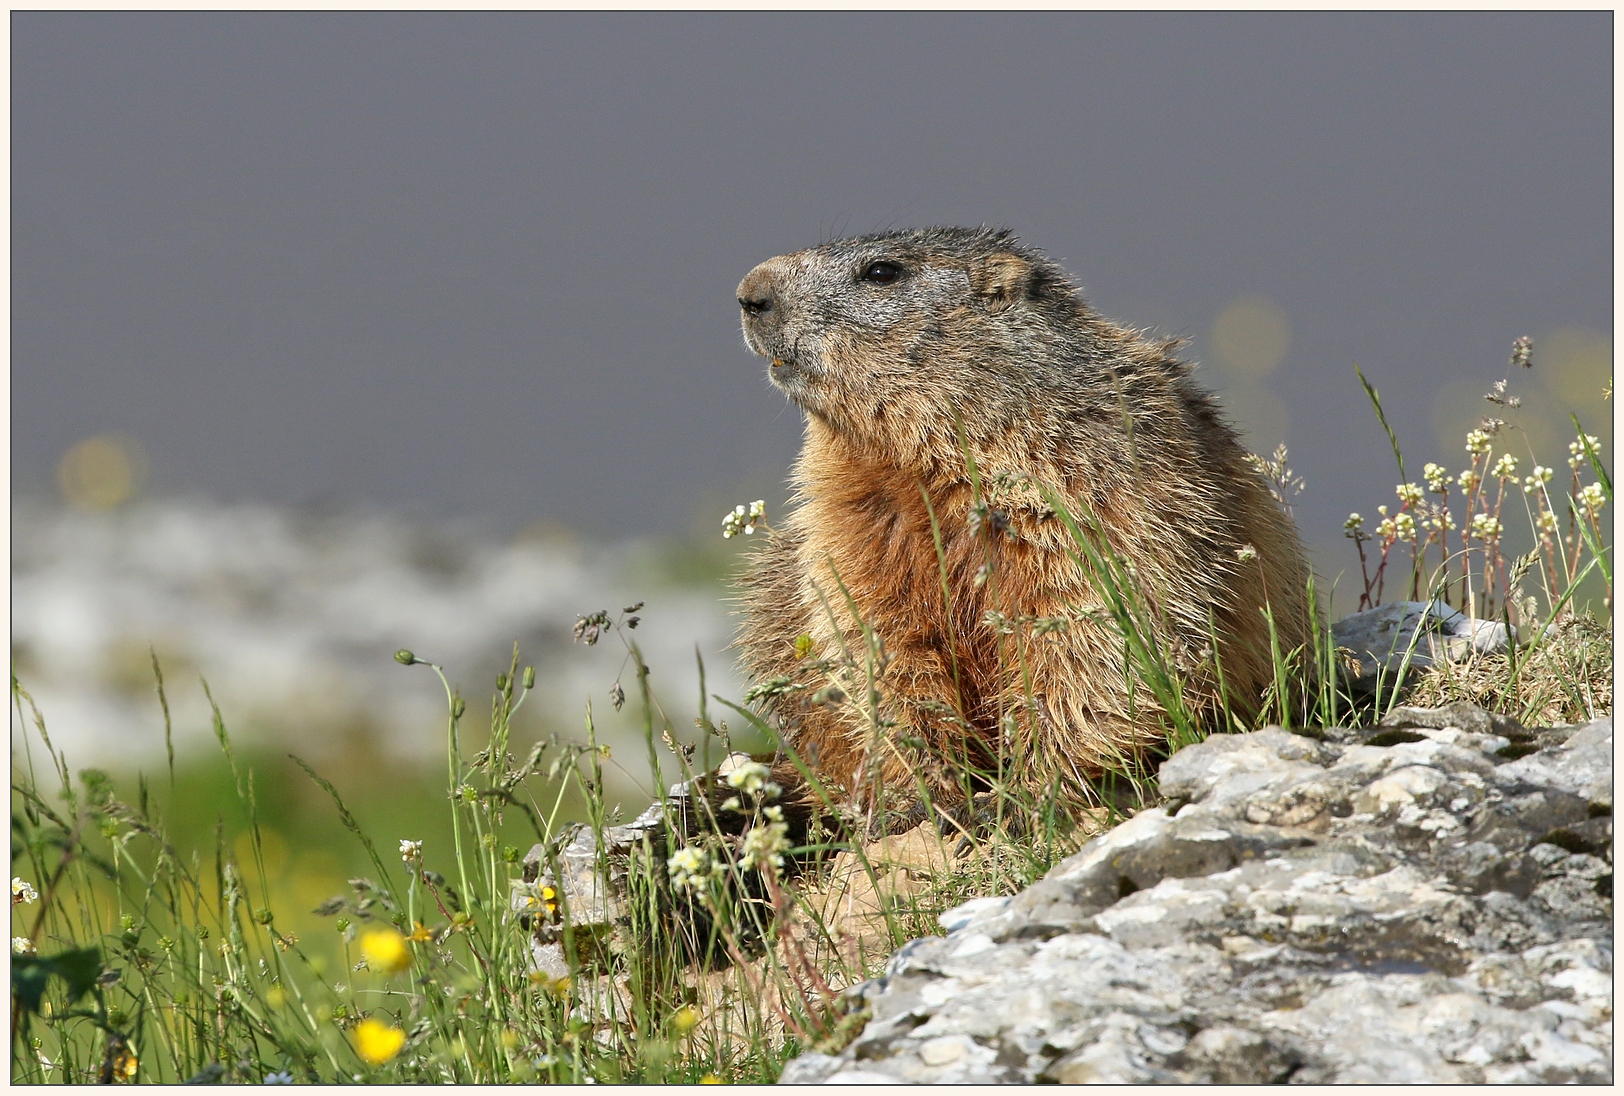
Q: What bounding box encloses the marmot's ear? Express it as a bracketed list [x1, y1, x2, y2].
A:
[970, 252, 1032, 311]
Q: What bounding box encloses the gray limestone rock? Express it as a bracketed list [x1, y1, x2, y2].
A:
[778, 705, 1612, 1085]
[1332, 600, 1514, 694]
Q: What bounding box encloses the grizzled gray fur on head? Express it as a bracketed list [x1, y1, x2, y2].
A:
[736, 227, 1101, 424]
[735, 225, 1233, 473]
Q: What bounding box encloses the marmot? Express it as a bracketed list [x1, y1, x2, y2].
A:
[734, 226, 1314, 809]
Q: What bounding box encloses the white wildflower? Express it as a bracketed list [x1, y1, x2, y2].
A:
[723, 761, 781, 801]
[1465, 429, 1493, 456]
[1578, 482, 1608, 516]
[722, 500, 767, 539]
[13, 937, 36, 955]
[1396, 483, 1424, 506]
[1423, 463, 1449, 492]
[666, 846, 720, 893]
[399, 840, 422, 864]
[1491, 454, 1519, 480]
[740, 820, 791, 873]
[1470, 513, 1504, 541]
[1569, 434, 1602, 468]
[12, 878, 38, 905]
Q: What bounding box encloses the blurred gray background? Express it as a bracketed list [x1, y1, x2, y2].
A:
[9, 13, 1613, 774]
[14, 13, 1611, 550]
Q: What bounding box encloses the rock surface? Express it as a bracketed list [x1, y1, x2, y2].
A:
[1332, 600, 1513, 694]
[780, 706, 1612, 1084]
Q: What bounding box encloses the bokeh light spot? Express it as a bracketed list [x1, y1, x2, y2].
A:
[57, 434, 147, 510]
[1537, 327, 1612, 409]
[1210, 295, 1291, 378]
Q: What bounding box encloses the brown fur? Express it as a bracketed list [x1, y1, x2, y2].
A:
[733, 227, 1315, 808]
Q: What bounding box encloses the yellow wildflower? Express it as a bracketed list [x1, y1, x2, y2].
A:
[352, 1017, 407, 1066]
[360, 928, 411, 975]
[671, 1005, 702, 1036]
[108, 1038, 138, 1082]
[700, 1074, 724, 1084]
[405, 921, 434, 944]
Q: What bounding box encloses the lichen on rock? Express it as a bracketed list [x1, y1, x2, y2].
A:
[779, 705, 1612, 1084]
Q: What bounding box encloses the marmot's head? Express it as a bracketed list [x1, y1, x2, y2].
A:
[737, 227, 1084, 441]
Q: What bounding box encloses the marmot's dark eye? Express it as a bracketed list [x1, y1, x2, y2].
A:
[861, 261, 904, 286]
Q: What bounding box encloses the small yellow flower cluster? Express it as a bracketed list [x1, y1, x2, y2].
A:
[720, 759, 782, 812]
[1465, 428, 1493, 456]
[108, 1040, 137, 1082]
[527, 970, 572, 996]
[1374, 505, 1418, 542]
[723, 760, 780, 799]
[667, 845, 721, 894]
[1395, 483, 1424, 506]
[740, 817, 791, 872]
[1470, 513, 1504, 541]
[1414, 503, 1453, 534]
[1569, 434, 1602, 468]
[1491, 454, 1519, 480]
[513, 882, 558, 918]
[1578, 482, 1608, 516]
[1522, 465, 1554, 494]
[1423, 462, 1449, 492]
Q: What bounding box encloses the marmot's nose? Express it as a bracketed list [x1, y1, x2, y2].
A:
[736, 262, 780, 318]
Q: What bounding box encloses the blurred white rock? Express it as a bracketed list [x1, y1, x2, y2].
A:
[10, 496, 748, 792]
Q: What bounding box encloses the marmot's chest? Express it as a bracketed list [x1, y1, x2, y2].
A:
[802, 464, 968, 623]
[798, 456, 1060, 642]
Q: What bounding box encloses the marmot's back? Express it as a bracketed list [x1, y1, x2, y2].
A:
[735, 227, 1314, 806]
